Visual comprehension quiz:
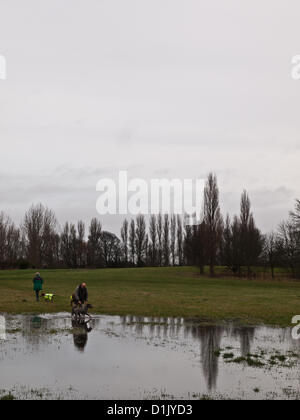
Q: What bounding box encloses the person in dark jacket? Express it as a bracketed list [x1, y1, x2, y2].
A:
[72, 283, 88, 305]
[33, 272, 44, 302]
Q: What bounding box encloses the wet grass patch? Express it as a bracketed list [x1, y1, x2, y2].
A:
[223, 352, 234, 359]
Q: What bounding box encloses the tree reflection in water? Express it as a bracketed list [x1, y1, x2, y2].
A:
[190, 325, 224, 391]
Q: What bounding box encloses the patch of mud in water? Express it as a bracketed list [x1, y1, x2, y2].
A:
[0, 313, 299, 400]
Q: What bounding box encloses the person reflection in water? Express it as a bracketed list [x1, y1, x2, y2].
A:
[31, 316, 42, 329]
[72, 320, 93, 352]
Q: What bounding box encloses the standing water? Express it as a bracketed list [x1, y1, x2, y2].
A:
[0, 313, 299, 400]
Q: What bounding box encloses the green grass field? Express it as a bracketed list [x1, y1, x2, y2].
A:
[0, 266, 299, 326]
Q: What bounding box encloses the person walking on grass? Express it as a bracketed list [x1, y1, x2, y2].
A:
[33, 272, 44, 302]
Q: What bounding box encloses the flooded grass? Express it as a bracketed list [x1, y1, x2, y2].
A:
[0, 313, 300, 400]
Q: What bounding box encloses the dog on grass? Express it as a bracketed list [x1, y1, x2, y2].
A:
[41, 293, 55, 302]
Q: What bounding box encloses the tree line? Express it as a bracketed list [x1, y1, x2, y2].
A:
[0, 173, 299, 278]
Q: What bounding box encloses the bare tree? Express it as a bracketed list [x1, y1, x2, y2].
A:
[184, 217, 193, 265]
[176, 215, 184, 266]
[170, 214, 176, 266]
[77, 221, 86, 268]
[203, 173, 223, 276]
[23, 205, 44, 268]
[129, 219, 136, 265]
[7, 225, 22, 268]
[157, 213, 163, 266]
[196, 221, 207, 275]
[246, 214, 263, 274]
[87, 218, 102, 267]
[0, 212, 9, 268]
[240, 190, 251, 227]
[221, 193, 263, 277]
[149, 215, 157, 266]
[60, 222, 71, 267]
[220, 214, 240, 275]
[290, 199, 300, 227]
[0, 213, 22, 268]
[42, 221, 58, 268]
[121, 219, 129, 265]
[163, 214, 170, 266]
[239, 190, 251, 273]
[239, 191, 263, 276]
[290, 199, 300, 277]
[278, 220, 298, 278]
[69, 224, 78, 268]
[263, 232, 279, 278]
[100, 231, 121, 267]
[23, 204, 57, 268]
[135, 215, 147, 266]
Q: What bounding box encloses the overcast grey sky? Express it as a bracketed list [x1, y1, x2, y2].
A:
[0, 0, 299, 233]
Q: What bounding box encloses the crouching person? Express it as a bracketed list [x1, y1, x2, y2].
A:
[72, 283, 88, 306]
[71, 283, 92, 322]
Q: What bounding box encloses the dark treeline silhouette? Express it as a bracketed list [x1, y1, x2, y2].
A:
[0, 173, 299, 278]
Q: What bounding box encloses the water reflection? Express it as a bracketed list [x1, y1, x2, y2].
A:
[230, 326, 255, 356]
[2, 313, 300, 399]
[72, 320, 93, 352]
[197, 326, 223, 391]
[119, 316, 227, 390]
[31, 316, 43, 329]
[118, 315, 300, 392]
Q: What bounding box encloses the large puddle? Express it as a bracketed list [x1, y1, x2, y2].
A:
[0, 313, 299, 400]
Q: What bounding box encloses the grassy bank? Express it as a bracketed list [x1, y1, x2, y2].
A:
[0, 266, 299, 326]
